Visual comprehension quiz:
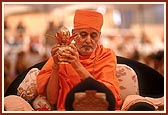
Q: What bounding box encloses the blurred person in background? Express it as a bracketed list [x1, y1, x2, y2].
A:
[15, 51, 27, 76]
[119, 30, 140, 60]
[4, 18, 10, 31]
[99, 30, 123, 57]
[25, 46, 43, 68]
[153, 50, 164, 76]
[155, 50, 164, 76]
[4, 58, 11, 93]
[16, 21, 26, 35]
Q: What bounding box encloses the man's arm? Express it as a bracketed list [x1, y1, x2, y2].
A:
[46, 65, 59, 104]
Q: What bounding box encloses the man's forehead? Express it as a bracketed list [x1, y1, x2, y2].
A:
[73, 28, 100, 33]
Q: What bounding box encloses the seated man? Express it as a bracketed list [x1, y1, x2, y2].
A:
[4, 9, 163, 112]
[36, 9, 122, 110]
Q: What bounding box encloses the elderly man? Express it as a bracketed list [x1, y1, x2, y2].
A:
[37, 9, 122, 110]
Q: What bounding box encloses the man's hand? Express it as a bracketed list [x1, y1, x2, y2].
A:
[59, 43, 93, 80]
[51, 44, 60, 66]
[58, 43, 81, 68]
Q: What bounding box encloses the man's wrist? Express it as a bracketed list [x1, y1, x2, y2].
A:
[52, 64, 58, 70]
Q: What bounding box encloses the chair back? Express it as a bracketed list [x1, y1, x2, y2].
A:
[116, 64, 139, 101]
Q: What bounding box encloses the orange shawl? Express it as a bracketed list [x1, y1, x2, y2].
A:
[37, 44, 122, 110]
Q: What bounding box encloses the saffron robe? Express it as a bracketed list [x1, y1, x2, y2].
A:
[37, 44, 122, 110]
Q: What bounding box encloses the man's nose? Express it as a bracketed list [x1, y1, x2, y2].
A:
[85, 35, 92, 43]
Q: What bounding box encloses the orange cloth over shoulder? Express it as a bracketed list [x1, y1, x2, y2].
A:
[37, 44, 122, 110]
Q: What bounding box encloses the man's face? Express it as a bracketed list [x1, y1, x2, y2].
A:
[72, 28, 101, 56]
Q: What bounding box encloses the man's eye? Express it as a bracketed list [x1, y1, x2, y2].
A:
[80, 32, 88, 38]
[90, 32, 98, 38]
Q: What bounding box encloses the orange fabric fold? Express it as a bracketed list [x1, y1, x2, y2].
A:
[37, 44, 122, 110]
[74, 10, 103, 32]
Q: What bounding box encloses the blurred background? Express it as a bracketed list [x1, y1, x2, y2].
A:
[3, 3, 165, 92]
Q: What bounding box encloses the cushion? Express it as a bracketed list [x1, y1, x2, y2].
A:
[32, 95, 52, 111]
[116, 64, 139, 101]
[121, 95, 164, 111]
[17, 68, 40, 102]
[4, 95, 34, 111]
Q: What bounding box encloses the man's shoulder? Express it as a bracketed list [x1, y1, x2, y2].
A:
[99, 44, 115, 54]
[97, 44, 116, 58]
[96, 44, 117, 63]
